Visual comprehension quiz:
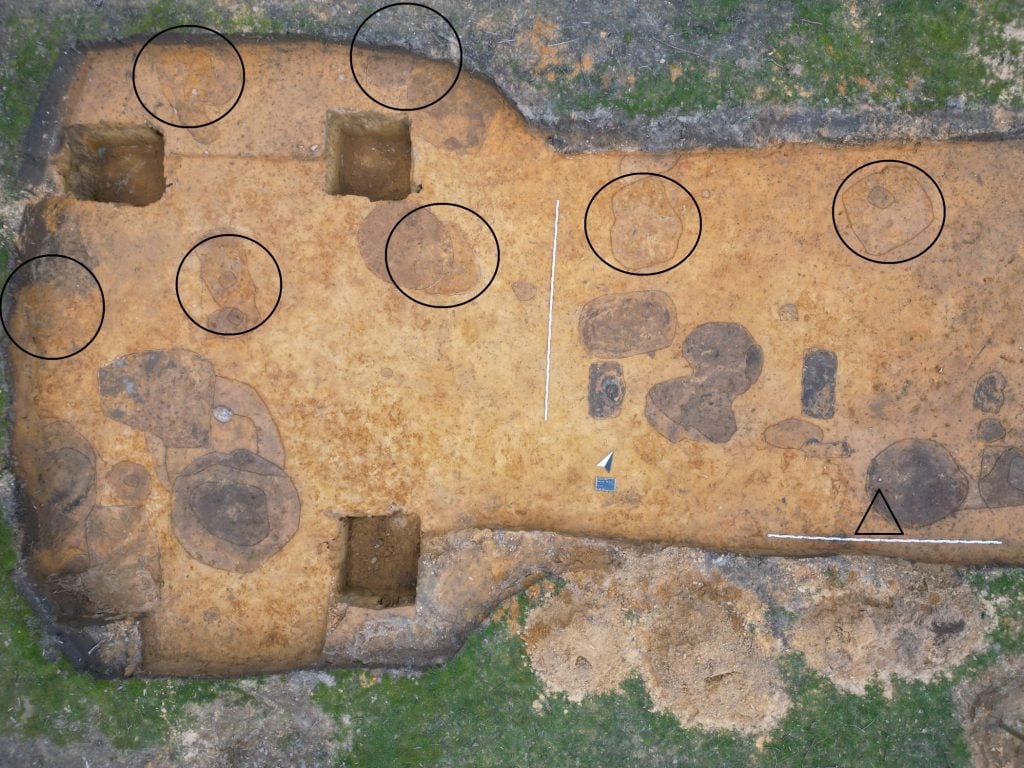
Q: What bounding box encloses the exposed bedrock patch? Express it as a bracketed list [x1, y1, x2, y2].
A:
[98, 349, 215, 448]
[588, 361, 625, 419]
[974, 371, 1007, 414]
[979, 446, 1024, 508]
[801, 348, 837, 419]
[524, 552, 788, 734]
[645, 322, 763, 443]
[578, 290, 677, 358]
[171, 449, 300, 572]
[865, 439, 969, 527]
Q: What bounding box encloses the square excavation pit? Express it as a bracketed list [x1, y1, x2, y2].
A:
[62, 123, 165, 205]
[325, 111, 412, 201]
[340, 512, 420, 609]
[10, 39, 1024, 677]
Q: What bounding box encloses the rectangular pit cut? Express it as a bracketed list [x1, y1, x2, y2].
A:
[325, 111, 412, 201]
[340, 511, 420, 608]
[62, 123, 165, 205]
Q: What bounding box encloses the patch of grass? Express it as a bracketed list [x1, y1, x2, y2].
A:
[967, 567, 1024, 656]
[762, 654, 970, 766]
[558, 0, 1023, 116]
[768, 0, 1003, 111]
[313, 621, 755, 768]
[673, 0, 746, 38]
[0, 517, 237, 748]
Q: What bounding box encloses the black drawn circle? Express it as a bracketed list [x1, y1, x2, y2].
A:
[832, 159, 946, 265]
[584, 172, 703, 276]
[0, 254, 105, 360]
[384, 203, 500, 308]
[349, 3, 463, 111]
[132, 25, 246, 129]
[175, 234, 282, 336]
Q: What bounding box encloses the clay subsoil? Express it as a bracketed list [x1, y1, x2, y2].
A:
[7, 39, 1024, 674]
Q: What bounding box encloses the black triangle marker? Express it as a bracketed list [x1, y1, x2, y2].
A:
[855, 489, 904, 535]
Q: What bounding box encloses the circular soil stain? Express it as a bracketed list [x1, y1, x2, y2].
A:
[176, 234, 282, 335]
[132, 25, 245, 128]
[385, 203, 499, 308]
[1, 254, 104, 360]
[350, 3, 462, 111]
[833, 160, 946, 264]
[585, 173, 702, 276]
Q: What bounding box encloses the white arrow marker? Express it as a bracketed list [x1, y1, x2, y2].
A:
[596, 451, 614, 473]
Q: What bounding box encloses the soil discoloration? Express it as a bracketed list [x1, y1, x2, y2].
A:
[646, 322, 762, 443]
[18, 419, 96, 573]
[835, 162, 942, 261]
[98, 349, 216, 449]
[979, 418, 1007, 443]
[975, 371, 1008, 414]
[132, 30, 243, 127]
[385, 207, 482, 297]
[979, 447, 1024, 508]
[587, 361, 624, 419]
[865, 439, 969, 527]
[511, 280, 537, 302]
[578, 291, 677, 358]
[801, 348, 837, 419]
[1, 253, 104, 359]
[106, 460, 151, 506]
[171, 449, 300, 573]
[764, 418, 823, 449]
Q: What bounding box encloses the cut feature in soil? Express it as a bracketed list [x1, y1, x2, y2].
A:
[326, 111, 412, 201]
[62, 124, 165, 205]
[341, 511, 420, 608]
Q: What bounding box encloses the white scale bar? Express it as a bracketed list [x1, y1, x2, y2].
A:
[543, 199, 560, 422]
[767, 533, 1003, 546]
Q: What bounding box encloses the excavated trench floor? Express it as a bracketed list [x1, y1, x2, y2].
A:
[6, 34, 1024, 674]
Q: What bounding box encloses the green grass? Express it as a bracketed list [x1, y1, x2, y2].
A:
[313, 621, 756, 768]
[763, 655, 970, 766]
[0, 517, 240, 748]
[557, 0, 1024, 117]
